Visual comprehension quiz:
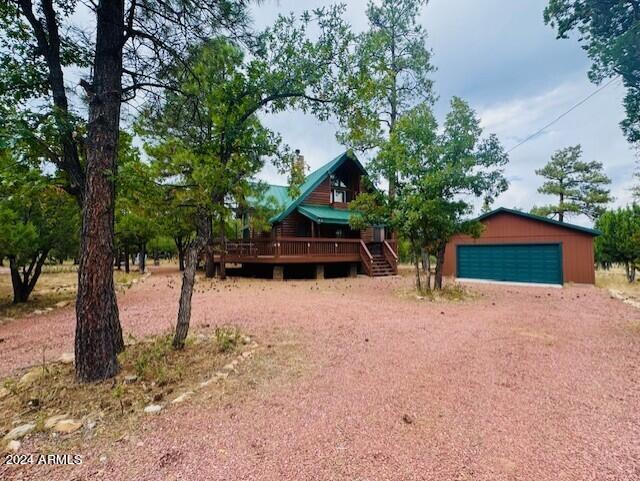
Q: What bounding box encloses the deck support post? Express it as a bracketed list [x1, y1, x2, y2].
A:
[315, 264, 325, 280]
[273, 265, 284, 281]
[349, 263, 358, 278]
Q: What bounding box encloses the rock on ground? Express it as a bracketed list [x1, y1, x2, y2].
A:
[18, 368, 43, 387]
[143, 404, 163, 414]
[53, 419, 82, 434]
[44, 414, 68, 430]
[5, 440, 20, 452]
[58, 352, 74, 364]
[2, 423, 35, 442]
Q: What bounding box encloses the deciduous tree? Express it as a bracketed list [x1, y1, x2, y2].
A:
[0, 150, 80, 303]
[352, 98, 508, 290]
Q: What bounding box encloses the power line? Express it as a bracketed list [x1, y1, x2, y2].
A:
[507, 75, 621, 154]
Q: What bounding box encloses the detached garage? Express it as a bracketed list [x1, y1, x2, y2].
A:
[442, 208, 600, 285]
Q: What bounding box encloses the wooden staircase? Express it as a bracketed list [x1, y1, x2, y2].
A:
[370, 254, 395, 276]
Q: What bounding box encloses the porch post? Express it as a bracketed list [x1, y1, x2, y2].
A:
[349, 263, 358, 278]
[315, 264, 325, 280]
[273, 265, 284, 281]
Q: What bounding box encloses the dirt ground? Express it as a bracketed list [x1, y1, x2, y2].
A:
[1, 266, 639, 480]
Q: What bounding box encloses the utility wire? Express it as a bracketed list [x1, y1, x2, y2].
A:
[507, 75, 622, 154]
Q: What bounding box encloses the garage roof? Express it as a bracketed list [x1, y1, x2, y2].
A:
[476, 207, 601, 236]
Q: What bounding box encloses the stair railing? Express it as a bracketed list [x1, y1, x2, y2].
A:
[382, 240, 398, 274]
[359, 240, 374, 276]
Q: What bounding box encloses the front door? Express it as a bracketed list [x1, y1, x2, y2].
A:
[373, 227, 385, 242]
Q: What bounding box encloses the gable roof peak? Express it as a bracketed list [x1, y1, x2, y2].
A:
[269, 151, 366, 224]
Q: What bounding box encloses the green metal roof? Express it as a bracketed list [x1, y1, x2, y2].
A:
[269, 150, 366, 224]
[245, 184, 291, 210]
[297, 205, 358, 225]
[476, 207, 601, 236]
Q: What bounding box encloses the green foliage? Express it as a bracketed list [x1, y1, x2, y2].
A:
[129, 335, 179, 383]
[353, 98, 509, 290]
[138, 12, 352, 238]
[633, 161, 640, 202]
[544, 1, 640, 144]
[147, 236, 177, 256]
[337, 0, 434, 192]
[595, 205, 640, 280]
[0, 147, 80, 301]
[532, 145, 612, 221]
[114, 132, 162, 263]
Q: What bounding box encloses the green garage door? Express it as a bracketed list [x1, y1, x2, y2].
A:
[457, 244, 563, 285]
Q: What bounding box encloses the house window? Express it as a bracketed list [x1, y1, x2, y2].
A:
[332, 189, 345, 203]
[331, 174, 348, 203]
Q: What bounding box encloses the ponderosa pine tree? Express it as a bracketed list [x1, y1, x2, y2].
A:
[1, 0, 252, 381]
[337, 0, 435, 196]
[545, 1, 640, 144]
[532, 145, 612, 222]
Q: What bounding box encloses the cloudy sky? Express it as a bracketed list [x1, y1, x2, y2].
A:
[251, 0, 637, 227]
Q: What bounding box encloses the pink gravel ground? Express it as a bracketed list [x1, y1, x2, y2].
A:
[1, 267, 640, 480]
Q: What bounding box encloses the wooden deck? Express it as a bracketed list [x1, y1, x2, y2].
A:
[213, 237, 398, 276]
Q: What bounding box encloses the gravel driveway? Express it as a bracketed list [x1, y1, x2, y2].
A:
[1, 268, 639, 480]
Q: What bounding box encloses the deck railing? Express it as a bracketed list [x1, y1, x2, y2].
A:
[223, 237, 363, 258]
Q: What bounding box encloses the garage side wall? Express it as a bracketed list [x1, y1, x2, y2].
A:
[442, 212, 596, 284]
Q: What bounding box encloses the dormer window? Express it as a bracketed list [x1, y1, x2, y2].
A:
[331, 174, 348, 204]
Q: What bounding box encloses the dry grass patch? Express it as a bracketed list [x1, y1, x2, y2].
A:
[596, 267, 640, 303]
[0, 327, 307, 454]
[0, 268, 141, 321]
[396, 282, 473, 303]
[0, 327, 296, 452]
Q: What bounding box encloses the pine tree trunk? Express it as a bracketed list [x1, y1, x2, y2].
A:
[434, 244, 446, 290]
[204, 245, 216, 278]
[124, 247, 130, 273]
[75, 0, 125, 383]
[139, 243, 146, 274]
[413, 256, 422, 291]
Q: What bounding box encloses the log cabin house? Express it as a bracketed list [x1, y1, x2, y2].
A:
[220, 151, 398, 279]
